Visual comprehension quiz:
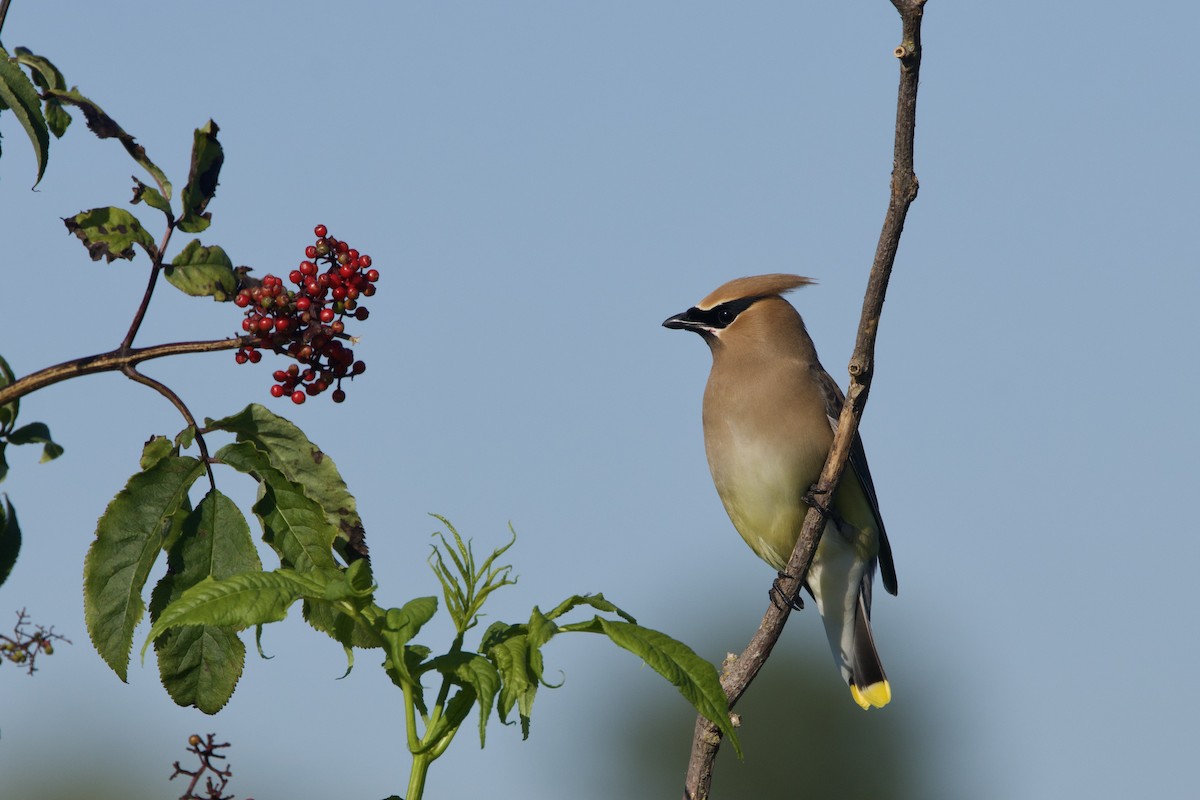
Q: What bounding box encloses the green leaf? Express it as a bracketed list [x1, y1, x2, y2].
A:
[84, 455, 205, 681]
[63, 206, 156, 262]
[0, 496, 20, 588]
[544, 592, 637, 624]
[148, 489, 262, 713]
[6, 421, 64, 462]
[131, 177, 173, 221]
[214, 441, 339, 573]
[139, 435, 174, 470]
[0, 353, 18, 432]
[0, 46, 51, 187]
[377, 596, 438, 688]
[143, 569, 328, 654]
[166, 239, 236, 300]
[177, 120, 224, 233]
[596, 619, 743, 758]
[45, 87, 172, 198]
[13, 48, 71, 138]
[216, 439, 378, 647]
[428, 651, 501, 746]
[13, 48, 66, 92]
[208, 405, 369, 566]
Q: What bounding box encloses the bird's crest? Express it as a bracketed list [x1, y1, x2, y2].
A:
[697, 274, 815, 310]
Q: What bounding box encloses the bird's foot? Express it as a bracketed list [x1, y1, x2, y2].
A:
[802, 484, 831, 517]
[770, 571, 804, 611]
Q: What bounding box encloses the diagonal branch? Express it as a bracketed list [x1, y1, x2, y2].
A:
[682, 1, 926, 797]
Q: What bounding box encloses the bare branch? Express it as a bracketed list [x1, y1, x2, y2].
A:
[0, 337, 247, 409]
[683, 2, 926, 796]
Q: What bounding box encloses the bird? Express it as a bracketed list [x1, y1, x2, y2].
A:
[663, 274, 897, 710]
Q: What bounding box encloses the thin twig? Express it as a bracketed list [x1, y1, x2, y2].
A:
[682, 2, 926, 797]
[120, 223, 175, 352]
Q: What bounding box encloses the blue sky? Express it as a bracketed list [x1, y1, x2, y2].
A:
[2, 2, 1198, 798]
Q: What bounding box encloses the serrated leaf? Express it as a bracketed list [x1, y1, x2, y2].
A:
[64, 206, 156, 262]
[45, 87, 172, 199]
[214, 441, 338, 572]
[13, 48, 71, 138]
[596, 619, 743, 758]
[428, 651, 500, 746]
[166, 239, 235, 300]
[216, 439, 378, 647]
[84, 455, 204, 681]
[484, 625, 538, 738]
[6, 421, 64, 462]
[0, 496, 20, 588]
[208, 404, 369, 565]
[0, 46, 50, 187]
[143, 569, 327, 654]
[177, 120, 223, 233]
[131, 177, 173, 220]
[148, 489, 261, 712]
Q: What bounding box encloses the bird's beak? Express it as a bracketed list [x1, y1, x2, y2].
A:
[663, 310, 702, 331]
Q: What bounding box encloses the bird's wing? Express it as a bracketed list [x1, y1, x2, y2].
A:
[812, 365, 899, 597]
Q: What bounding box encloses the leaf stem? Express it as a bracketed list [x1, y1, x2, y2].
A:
[120, 365, 216, 488]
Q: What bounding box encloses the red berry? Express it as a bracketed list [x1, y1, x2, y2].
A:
[274, 318, 291, 333]
[247, 349, 262, 363]
[332, 389, 346, 403]
[314, 224, 328, 238]
[270, 384, 285, 398]
[352, 361, 366, 375]
[299, 260, 317, 276]
[336, 240, 349, 255]
[289, 270, 303, 284]
[291, 390, 306, 404]
[305, 245, 318, 259]
[235, 351, 248, 364]
[296, 296, 312, 311]
[319, 308, 336, 323]
[305, 383, 321, 396]
[359, 255, 372, 268]
[365, 269, 380, 283]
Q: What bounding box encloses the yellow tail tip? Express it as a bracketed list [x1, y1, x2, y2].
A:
[850, 680, 892, 710]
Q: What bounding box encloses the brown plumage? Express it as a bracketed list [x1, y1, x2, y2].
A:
[664, 274, 896, 709]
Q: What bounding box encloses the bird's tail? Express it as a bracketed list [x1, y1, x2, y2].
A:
[847, 594, 891, 710]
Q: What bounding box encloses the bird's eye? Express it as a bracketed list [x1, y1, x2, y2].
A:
[717, 308, 736, 325]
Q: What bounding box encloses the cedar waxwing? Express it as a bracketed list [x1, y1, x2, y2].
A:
[663, 274, 898, 710]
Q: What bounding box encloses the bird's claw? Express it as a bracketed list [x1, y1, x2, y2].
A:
[770, 571, 804, 611]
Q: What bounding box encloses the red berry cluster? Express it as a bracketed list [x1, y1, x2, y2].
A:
[233, 224, 376, 404]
